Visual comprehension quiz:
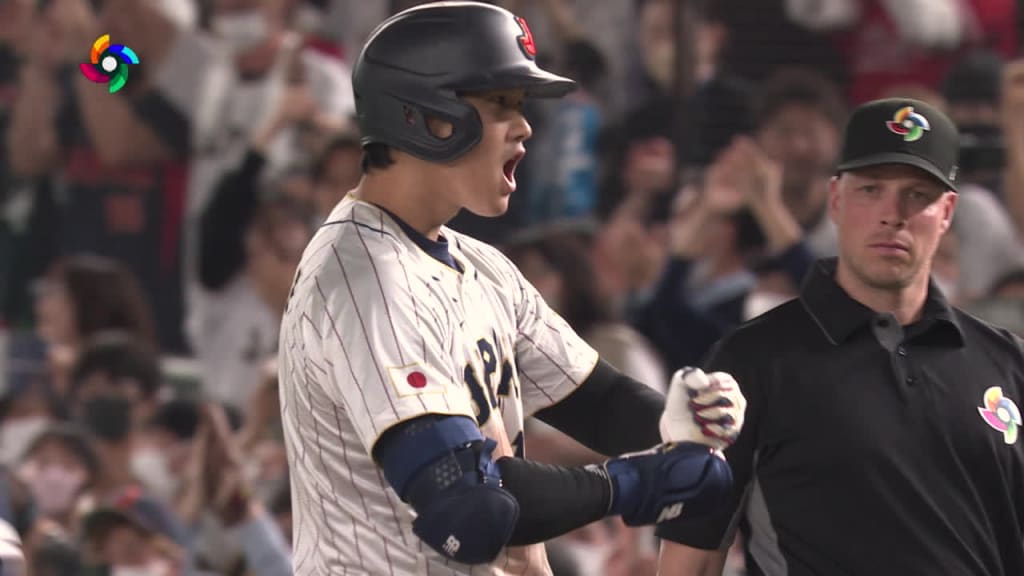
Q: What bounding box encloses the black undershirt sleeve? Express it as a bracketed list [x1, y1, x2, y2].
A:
[533, 359, 665, 457]
[497, 456, 610, 545]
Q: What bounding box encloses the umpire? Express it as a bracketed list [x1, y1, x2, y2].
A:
[656, 98, 1024, 575]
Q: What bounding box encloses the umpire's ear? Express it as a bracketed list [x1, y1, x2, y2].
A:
[828, 174, 842, 225]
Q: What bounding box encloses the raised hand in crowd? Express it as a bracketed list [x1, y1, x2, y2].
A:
[44, 0, 100, 67]
[251, 82, 321, 153]
[0, 0, 34, 55]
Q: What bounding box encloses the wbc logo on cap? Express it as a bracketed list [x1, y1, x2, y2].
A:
[886, 106, 931, 142]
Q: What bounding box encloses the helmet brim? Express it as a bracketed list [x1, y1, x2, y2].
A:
[453, 65, 578, 98]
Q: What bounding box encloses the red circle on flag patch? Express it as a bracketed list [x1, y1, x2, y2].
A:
[407, 372, 427, 388]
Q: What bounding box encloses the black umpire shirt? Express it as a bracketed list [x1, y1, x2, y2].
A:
[657, 258, 1024, 576]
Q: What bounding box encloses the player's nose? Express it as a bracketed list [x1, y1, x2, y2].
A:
[511, 113, 532, 143]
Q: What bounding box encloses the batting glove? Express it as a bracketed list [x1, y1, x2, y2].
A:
[659, 367, 746, 451]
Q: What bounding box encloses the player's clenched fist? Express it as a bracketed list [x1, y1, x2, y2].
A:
[660, 367, 746, 451]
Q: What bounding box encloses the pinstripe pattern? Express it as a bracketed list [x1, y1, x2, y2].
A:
[279, 196, 599, 575]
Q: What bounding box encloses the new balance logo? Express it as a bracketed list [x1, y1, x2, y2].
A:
[657, 502, 684, 522]
[443, 535, 461, 556]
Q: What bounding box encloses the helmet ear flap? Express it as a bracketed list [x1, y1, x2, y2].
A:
[359, 87, 483, 163]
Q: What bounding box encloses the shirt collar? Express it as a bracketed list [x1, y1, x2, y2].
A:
[374, 204, 462, 273]
[799, 258, 964, 346]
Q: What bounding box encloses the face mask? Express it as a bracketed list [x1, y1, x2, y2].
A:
[213, 10, 270, 54]
[0, 416, 50, 465]
[559, 539, 611, 576]
[79, 396, 134, 442]
[25, 464, 86, 517]
[147, 0, 197, 30]
[131, 448, 180, 503]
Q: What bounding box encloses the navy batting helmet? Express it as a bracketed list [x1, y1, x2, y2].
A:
[352, 1, 577, 163]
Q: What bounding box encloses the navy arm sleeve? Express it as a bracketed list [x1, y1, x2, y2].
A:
[655, 336, 761, 549]
[533, 359, 665, 457]
[373, 416, 612, 547]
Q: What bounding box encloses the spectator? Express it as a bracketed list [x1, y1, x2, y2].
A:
[16, 424, 99, 532]
[0, 332, 65, 467]
[197, 193, 314, 410]
[78, 494, 188, 576]
[66, 332, 170, 509]
[752, 68, 847, 258]
[184, 0, 354, 388]
[789, 0, 1017, 104]
[33, 254, 158, 397]
[5, 0, 201, 353]
[309, 132, 363, 220]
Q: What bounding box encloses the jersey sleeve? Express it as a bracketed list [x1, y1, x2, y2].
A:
[314, 230, 477, 455]
[505, 256, 599, 417]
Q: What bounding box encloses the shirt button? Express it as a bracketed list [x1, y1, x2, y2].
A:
[897, 346, 907, 356]
[906, 376, 916, 385]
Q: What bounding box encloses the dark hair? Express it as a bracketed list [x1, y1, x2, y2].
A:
[250, 196, 316, 261]
[24, 423, 101, 487]
[48, 254, 158, 350]
[313, 132, 363, 183]
[361, 142, 395, 173]
[70, 331, 162, 401]
[942, 49, 1003, 105]
[146, 399, 200, 440]
[755, 67, 847, 131]
[564, 40, 608, 91]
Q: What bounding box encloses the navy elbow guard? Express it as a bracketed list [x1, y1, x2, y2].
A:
[602, 442, 733, 526]
[377, 416, 519, 564]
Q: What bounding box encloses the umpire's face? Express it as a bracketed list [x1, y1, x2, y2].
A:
[830, 164, 957, 292]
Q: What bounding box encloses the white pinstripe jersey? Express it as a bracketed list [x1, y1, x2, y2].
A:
[278, 195, 600, 576]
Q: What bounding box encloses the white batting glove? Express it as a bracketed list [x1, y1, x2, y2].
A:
[659, 367, 746, 451]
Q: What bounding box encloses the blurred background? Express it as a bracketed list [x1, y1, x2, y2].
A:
[1, 0, 1024, 574]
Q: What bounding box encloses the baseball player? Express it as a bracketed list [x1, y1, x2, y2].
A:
[277, 3, 747, 575]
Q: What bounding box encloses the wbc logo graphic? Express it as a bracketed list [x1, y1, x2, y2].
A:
[978, 386, 1022, 445]
[885, 106, 931, 142]
[79, 35, 139, 94]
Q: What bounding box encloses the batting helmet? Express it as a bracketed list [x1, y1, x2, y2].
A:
[352, 1, 577, 163]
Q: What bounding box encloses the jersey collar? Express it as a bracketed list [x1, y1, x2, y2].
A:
[800, 258, 964, 347]
[374, 204, 463, 273]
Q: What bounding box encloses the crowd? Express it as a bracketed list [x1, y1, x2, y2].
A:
[0, 0, 1023, 574]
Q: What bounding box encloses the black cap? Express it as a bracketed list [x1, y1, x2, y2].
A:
[836, 98, 960, 191]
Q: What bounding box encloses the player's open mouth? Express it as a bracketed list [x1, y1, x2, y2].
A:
[503, 151, 525, 191]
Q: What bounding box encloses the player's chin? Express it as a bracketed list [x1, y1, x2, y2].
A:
[465, 185, 512, 217]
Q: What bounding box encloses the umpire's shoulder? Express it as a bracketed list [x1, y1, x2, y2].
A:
[952, 307, 1024, 367]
